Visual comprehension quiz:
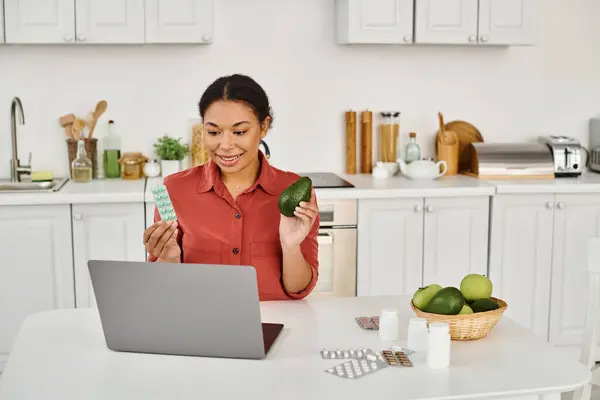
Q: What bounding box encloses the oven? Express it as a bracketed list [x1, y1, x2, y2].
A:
[308, 199, 357, 298]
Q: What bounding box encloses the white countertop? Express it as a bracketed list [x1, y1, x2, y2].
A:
[0, 295, 588, 400]
[5, 170, 600, 207]
[0, 179, 146, 206]
[145, 174, 496, 202]
[490, 172, 600, 194]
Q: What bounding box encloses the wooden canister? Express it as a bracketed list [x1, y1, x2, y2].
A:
[392, 123, 399, 161]
[380, 123, 394, 162]
[345, 111, 357, 174]
[436, 130, 459, 175]
[191, 122, 210, 166]
[360, 110, 373, 173]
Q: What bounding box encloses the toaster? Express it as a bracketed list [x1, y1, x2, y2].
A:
[538, 135, 583, 177]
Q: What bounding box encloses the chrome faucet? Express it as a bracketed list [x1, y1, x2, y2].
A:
[10, 97, 32, 182]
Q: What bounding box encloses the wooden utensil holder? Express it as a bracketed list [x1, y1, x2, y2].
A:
[437, 139, 459, 175]
[345, 111, 357, 174]
[66, 138, 98, 179]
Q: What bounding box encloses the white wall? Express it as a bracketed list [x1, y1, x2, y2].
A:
[0, 0, 599, 178]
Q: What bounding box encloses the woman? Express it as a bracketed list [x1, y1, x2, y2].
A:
[143, 74, 320, 301]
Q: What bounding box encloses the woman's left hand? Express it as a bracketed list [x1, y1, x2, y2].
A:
[279, 189, 318, 249]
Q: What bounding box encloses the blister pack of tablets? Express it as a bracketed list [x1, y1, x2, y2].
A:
[151, 184, 177, 222]
[320, 348, 376, 360]
[324, 352, 388, 380]
[355, 316, 379, 330]
[381, 349, 414, 367]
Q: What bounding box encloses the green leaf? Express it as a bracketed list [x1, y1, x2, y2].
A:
[153, 134, 190, 161]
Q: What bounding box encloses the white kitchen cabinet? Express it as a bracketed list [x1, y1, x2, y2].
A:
[488, 194, 554, 340]
[4, 0, 76, 44]
[0, 0, 5, 43]
[0, 205, 75, 372]
[414, 0, 479, 45]
[336, 0, 415, 44]
[357, 196, 490, 296]
[144, 0, 213, 44]
[75, 0, 145, 44]
[72, 203, 146, 308]
[549, 194, 600, 347]
[489, 192, 600, 352]
[414, 0, 537, 45]
[422, 197, 489, 288]
[357, 198, 423, 296]
[478, 0, 537, 45]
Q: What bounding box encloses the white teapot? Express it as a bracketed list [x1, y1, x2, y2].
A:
[398, 158, 447, 180]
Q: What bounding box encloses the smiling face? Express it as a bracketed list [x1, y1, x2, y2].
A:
[203, 100, 269, 173]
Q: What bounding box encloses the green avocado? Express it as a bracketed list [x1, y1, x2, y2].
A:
[423, 287, 465, 315]
[470, 298, 499, 313]
[278, 177, 313, 217]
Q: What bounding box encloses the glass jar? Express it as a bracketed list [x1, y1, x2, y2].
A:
[119, 152, 148, 180]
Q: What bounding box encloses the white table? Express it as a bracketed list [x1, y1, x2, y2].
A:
[0, 295, 589, 400]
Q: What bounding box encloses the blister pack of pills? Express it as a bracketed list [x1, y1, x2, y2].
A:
[355, 316, 379, 330]
[151, 184, 177, 222]
[324, 353, 388, 379]
[320, 348, 376, 360]
[381, 349, 414, 367]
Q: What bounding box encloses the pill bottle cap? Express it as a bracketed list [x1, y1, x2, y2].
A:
[380, 308, 398, 319]
[408, 317, 428, 328]
[429, 322, 450, 334]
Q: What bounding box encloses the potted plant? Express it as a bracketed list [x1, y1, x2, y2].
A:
[153, 134, 190, 177]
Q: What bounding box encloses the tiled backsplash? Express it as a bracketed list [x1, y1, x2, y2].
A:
[0, 0, 599, 177]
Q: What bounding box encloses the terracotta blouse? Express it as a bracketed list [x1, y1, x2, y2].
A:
[148, 151, 320, 301]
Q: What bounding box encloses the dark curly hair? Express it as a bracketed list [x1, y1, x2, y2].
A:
[198, 74, 274, 129]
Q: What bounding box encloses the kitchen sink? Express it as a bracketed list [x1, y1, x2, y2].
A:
[0, 178, 68, 193]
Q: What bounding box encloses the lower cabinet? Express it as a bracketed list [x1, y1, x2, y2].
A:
[489, 193, 600, 357]
[72, 203, 146, 308]
[0, 205, 75, 372]
[357, 196, 490, 296]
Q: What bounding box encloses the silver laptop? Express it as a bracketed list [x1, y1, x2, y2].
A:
[87, 260, 284, 360]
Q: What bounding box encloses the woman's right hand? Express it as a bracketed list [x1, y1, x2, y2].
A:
[144, 221, 181, 262]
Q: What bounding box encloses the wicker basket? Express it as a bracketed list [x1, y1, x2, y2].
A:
[410, 297, 508, 341]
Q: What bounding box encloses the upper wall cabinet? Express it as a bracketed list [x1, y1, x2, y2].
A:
[336, 0, 415, 44]
[415, 0, 537, 45]
[4, 0, 76, 44]
[145, 0, 214, 44]
[3, 0, 214, 44]
[75, 0, 145, 44]
[0, 0, 5, 43]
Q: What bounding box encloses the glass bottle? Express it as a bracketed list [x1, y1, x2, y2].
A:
[103, 120, 122, 179]
[405, 132, 421, 163]
[71, 139, 93, 183]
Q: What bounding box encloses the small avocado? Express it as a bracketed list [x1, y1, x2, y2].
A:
[470, 298, 499, 313]
[423, 286, 465, 315]
[278, 176, 313, 217]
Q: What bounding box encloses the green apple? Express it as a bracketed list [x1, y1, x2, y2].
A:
[412, 284, 442, 310]
[459, 304, 474, 314]
[460, 274, 493, 301]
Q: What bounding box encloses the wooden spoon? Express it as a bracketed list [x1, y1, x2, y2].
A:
[72, 119, 86, 140]
[88, 100, 108, 138]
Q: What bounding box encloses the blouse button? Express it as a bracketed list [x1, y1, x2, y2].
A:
[235, 213, 241, 219]
[232, 247, 239, 254]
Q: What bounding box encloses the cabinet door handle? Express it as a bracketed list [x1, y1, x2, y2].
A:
[480, 35, 489, 43]
[546, 201, 554, 209]
[403, 35, 412, 43]
[414, 205, 423, 213]
[202, 35, 212, 42]
[73, 214, 83, 220]
[468, 35, 477, 43]
[77, 33, 87, 42]
[64, 35, 74, 43]
[426, 205, 434, 213]
[557, 202, 565, 209]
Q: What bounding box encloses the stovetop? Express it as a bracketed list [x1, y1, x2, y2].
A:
[296, 172, 354, 188]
